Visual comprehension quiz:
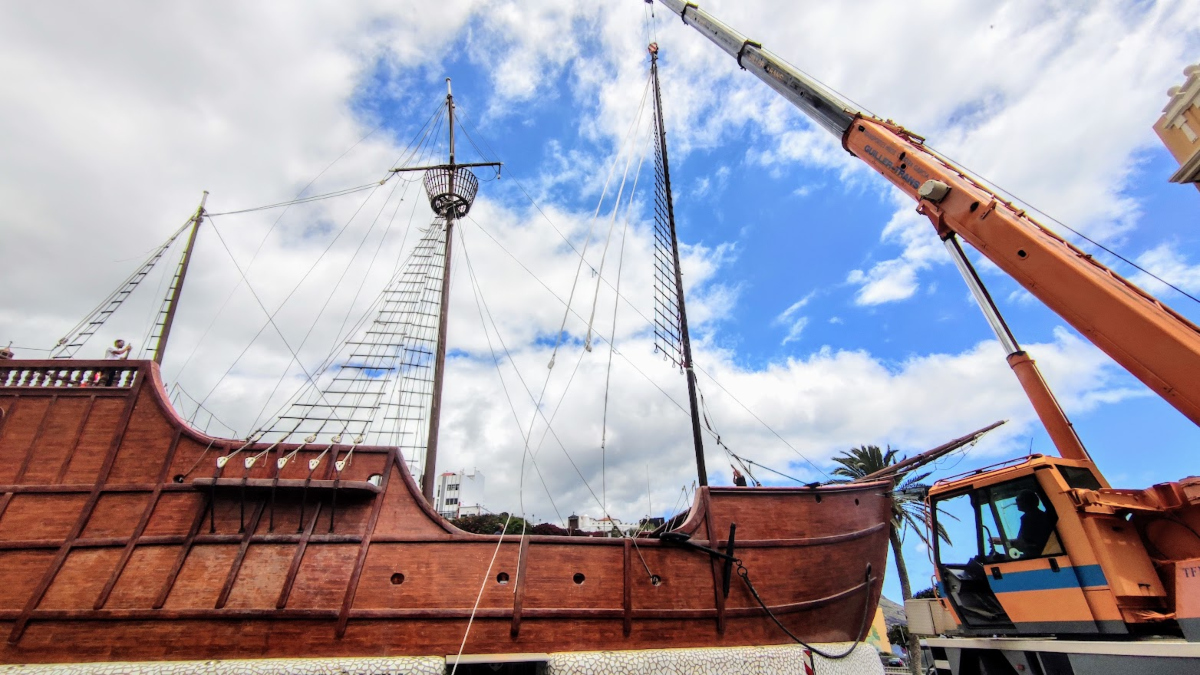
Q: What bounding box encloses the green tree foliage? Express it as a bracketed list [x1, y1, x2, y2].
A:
[914, 586, 939, 599]
[832, 444, 949, 675]
[450, 513, 531, 535]
[887, 623, 909, 649]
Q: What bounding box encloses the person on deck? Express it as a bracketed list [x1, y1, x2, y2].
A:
[732, 468, 748, 487]
[105, 339, 131, 360]
[1013, 489, 1055, 558]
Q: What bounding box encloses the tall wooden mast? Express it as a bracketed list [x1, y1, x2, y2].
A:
[650, 44, 708, 486]
[423, 80, 457, 504]
[391, 80, 500, 504]
[153, 190, 208, 365]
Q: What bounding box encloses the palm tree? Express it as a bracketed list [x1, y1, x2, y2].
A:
[832, 445, 947, 675]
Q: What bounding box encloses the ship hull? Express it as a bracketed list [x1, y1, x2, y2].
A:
[0, 360, 891, 664]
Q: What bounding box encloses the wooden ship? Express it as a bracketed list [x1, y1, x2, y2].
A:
[0, 46, 892, 666]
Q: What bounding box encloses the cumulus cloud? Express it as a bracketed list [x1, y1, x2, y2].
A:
[0, 0, 1185, 534]
[1132, 242, 1200, 296]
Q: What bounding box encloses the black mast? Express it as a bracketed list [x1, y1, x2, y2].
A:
[650, 44, 708, 487]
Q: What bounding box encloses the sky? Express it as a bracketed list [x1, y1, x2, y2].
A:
[2, 1, 1199, 605]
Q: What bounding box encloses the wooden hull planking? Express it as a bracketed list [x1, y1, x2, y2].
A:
[0, 360, 891, 664]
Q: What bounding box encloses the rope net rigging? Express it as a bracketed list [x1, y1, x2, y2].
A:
[649, 69, 684, 370]
[255, 219, 448, 467]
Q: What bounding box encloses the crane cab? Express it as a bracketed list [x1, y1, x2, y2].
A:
[928, 455, 1177, 638]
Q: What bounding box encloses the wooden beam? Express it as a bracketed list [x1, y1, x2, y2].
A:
[152, 491, 213, 609]
[14, 394, 56, 483]
[94, 428, 183, 609]
[334, 449, 393, 637]
[215, 500, 265, 609]
[275, 503, 322, 609]
[54, 395, 96, 484]
[623, 538, 632, 636]
[510, 534, 530, 638]
[701, 489, 726, 635]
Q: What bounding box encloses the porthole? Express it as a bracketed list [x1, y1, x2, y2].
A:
[1017, 249, 1028, 259]
[390, 573, 405, 585]
[854, 498, 860, 506]
[573, 573, 585, 585]
[496, 572, 510, 585]
[815, 494, 822, 503]
[367, 473, 383, 487]
[650, 575, 662, 586]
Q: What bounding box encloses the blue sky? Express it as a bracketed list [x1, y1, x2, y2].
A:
[2, 0, 1199, 606]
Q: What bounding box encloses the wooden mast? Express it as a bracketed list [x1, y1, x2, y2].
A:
[650, 45, 708, 487]
[422, 80, 457, 504]
[153, 191, 208, 365]
[386, 81, 496, 505]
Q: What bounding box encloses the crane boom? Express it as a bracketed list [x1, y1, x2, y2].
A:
[657, 0, 1200, 429]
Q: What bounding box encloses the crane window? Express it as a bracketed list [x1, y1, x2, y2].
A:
[980, 477, 1061, 560]
[933, 477, 1063, 566]
[1059, 466, 1102, 491]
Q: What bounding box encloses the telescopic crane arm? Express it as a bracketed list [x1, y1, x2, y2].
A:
[657, 0, 1200, 442]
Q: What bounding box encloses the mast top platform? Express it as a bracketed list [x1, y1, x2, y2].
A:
[423, 165, 479, 219]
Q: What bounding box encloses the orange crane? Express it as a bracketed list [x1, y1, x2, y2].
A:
[657, 1, 1200, 672]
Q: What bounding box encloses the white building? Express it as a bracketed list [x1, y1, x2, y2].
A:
[434, 468, 485, 519]
[573, 514, 636, 536]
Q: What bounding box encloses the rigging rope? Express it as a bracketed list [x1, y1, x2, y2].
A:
[584, 95, 652, 352]
[205, 183, 385, 217]
[737, 560, 873, 661]
[172, 101, 443, 390]
[921, 141, 1200, 307]
[467, 209, 832, 485]
[448, 514, 514, 675]
[600, 125, 651, 513]
[51, 217, 193, 358]
[459, 226, 567, 526]
[241, 164, 411, 437]
[546, 72, 653, 371]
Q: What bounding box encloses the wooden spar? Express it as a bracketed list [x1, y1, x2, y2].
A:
[153, 191, 208, 365]
[651, 46, 708, 487]
[422, 80, 456, 505]
[853, 419, 1006, 483]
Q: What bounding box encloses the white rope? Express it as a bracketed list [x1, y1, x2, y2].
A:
[600, 127, 651, 511]
[449, 513, 513, 675]
[584, 101, 652, 353]
[459, 226, 567, 525]
[546, 72, 652, 370]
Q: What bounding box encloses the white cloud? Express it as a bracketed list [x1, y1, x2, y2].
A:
[774, 291, 815, 345]
[0, 0, 1187, 530]
[1132, 242, 1200, 296]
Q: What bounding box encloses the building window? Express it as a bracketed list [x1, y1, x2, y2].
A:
[448, 483, 459, 491]
[446, 497, 458, 505]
